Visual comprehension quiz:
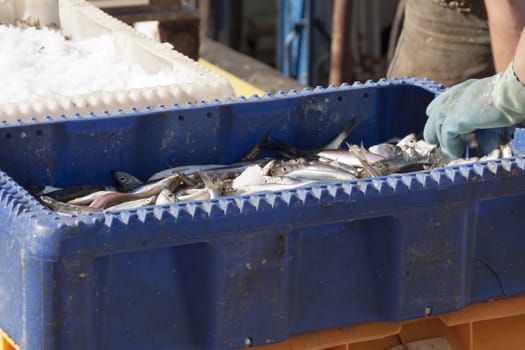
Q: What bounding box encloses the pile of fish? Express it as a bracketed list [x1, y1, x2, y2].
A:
[28, 123, 513, 215]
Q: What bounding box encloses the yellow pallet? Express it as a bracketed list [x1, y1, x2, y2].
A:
[249, 295, 525, 350]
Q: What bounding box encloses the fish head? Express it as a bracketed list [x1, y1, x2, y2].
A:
[111, 171, 143, 192]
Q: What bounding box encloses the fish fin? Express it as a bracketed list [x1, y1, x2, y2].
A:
[241, 129, 272, 161]
[348, 145, 381, 177]
[322, 117, 359, 150]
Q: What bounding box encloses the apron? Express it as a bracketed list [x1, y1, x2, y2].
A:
[387, 0, 495, 87]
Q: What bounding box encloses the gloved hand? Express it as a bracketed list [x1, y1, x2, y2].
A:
[424, 63, 525, 158]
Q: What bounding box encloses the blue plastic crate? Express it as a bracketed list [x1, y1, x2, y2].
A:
[1, 78, 525, 349]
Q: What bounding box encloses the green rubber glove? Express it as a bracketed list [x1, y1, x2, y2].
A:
[424, 63, 525, 159]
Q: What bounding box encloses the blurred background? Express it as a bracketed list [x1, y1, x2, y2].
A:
[91, 0, 403, 92]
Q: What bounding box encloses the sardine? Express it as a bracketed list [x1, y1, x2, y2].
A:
[155, 189, 177, 205]
[147, 158, 273, 182]
[106, 195, 157, 211]
[40, 195, 101, 215]
[175, 187, 210, 201]
[368, 143, 402, 159]
[501, 144, 513, 158]
[46, 185, 115, 202]
[317, 149, 384, 167]
[90, 174, 181, 209]
[270, 162, 357, 181]
[111, 170, 144, 192]
[241, 129, 272, 161]
[67, 190, 115, 206]
[26, 185, 62, 197]
[268, 117, 359, 159]
[347, 145, 381, 177]
[234, 181, 316, 195]
[130, 174, 182, 194]
[480, 148, 501, 161]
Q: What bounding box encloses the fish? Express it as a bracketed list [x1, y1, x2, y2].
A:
[241, 129, 272, 161]
[270, 161, 357, 181]
[347, 145, 381, 177]
[317, 148, 385, 167]
[268, 117, 359, 159]
[368, 143, 402, 159]
[90, 174, 182, 209]
[234, 181, 316, 195]
[45, 185, 115, 202]
[67, 190, 115, 206]
[130, 174, 182, 194]
[175, 187, 210, 201]
[111, 170, 144, 192]
[26, 185, 62, 197]
[31, 126, 511, 215]
[106, 195, 157, 211]
[501, 144, 513, 158]
[147, 158, 273, 182]
[39, 195, 102, 215]
[155, 189, 177, 205]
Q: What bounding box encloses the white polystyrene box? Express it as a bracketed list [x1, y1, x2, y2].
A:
[0, 0, 236, 121]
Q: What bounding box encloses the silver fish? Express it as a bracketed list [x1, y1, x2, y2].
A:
[131, 174, 182, 194]
[175, 187, 210, 201]
[270, 162, 357, 181]
[501, 144, 513, 158]
[67, 190, 115, 206]
[347, 145, 381, 177]
[480, 148, 501, 162]
[106, 195, 157, 211]
[40, 196, 101, 215]
[234, 181, 316, 195]
[147, 158, 273, 182]
[318, 149, 384, 167]
[368, 143, 402, 159]
[90, 174, 181, 209]
[155, 189, 177, 205]
[27, 185, 62, 197]
[111, 170, 144, 192]
[46, 185, 115, 202]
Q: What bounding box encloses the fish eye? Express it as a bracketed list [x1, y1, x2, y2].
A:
[119, 176, 127, 182]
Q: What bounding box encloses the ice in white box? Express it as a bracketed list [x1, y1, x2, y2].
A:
[0, 0, 235, 122]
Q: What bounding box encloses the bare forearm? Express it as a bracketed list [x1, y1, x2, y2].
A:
[513, 28, 525, 82]
[485, 0, 525, 72]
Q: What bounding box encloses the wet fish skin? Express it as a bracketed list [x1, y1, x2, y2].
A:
[234, 180, 316, 195]
[67, 190, 115, 206]
[241, 129, 272, 161]
[270, 162, 357, 181]
[27, 185, 62, 197]
[347, 145, 381, 177]
[106, 195, 157, 211]
[156, 189, 177, 205]
[90, 174, 181, 209]
[46, 185, 115, 202]
[40, 195, 101, 215]
[268, 117, 359, 159]
[317, 149, 384, 167]
[147, 158, 273, 182]
[501, 144, 513, 158]
[111, 171, 144, 192]
[175, 187, 210, 201]
[130, 174, 182, 195]
[368, 143, 402, 159]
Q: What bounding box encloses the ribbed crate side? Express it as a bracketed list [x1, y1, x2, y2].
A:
[50, 242, 215, 349]
[471, 192, 525, 302]
[287, 216, 403, 334]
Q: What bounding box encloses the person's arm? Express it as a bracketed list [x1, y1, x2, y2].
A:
[423, 27, 525, 159]
[512, 27, 525, 82]
[485, 0, 525, 72]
